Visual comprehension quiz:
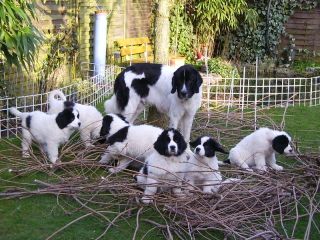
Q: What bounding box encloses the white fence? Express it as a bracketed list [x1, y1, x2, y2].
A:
[1, 64, 320, 139]
[0, 64, 121, 138]
[202, 75, 320, 110]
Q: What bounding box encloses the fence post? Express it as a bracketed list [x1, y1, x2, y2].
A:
[241, 67, 246, 120]
[226, 70, 235, 127]
[254, 56, 258, 130]
[310, 77, 313, 106]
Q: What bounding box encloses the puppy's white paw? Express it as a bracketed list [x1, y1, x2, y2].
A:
[272, 165, 283, 171]
[22, 152, 30, 158]
[99, 157, 110, 164]
[255, 165, 267, 172]
[108, 167, 122, 173]
[141, 196, 154, 204]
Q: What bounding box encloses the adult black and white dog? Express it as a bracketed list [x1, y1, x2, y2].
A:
[104, 63, 203, 142]
[48, 90, 102, 147]
[10, 107, 81, 164]
[99, 114, 163, 173]
[227, 127, 293, 172]
[187, 136, 229, 193]
[136, 128, 190, 204]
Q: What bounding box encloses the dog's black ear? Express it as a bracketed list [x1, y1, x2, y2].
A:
[194, 70, 203, 93]
[56, 108, 75, 129]
[190, 137, 200, 148]
[272, 135, 289, 154]
[209, 138, 228, 154]
[100, 115, 113, 138]
[154, 130, 170, 156]
[174, 129, 187, 156]
[171, 74, 177, 94]
[116, 114, 128, 123]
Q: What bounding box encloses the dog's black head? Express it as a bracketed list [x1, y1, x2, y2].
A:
[272, 134, 293, 154]
[56, 108, 81, 129]
[171, 65, 203, 100]
[63, 101, 75, 109]
[190, 136, 228, 158]
[154, 128, 187, 157]
[99, 114, 129, 144]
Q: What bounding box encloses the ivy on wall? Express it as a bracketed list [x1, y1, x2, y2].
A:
[229, 0, 319, 63]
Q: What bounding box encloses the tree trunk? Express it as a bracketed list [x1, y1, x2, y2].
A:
[154, 0, 170, 64]
[147, 0, 171, 128]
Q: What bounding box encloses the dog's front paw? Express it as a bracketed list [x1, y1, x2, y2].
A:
[22, 151, 30, 158]
[255, 165, 267, 172]
[272, 165, 283, 171]
[108, 167, 120, 174]
[141, 196, 154, 204]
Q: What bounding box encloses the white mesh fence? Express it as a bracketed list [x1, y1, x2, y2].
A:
[202, 75, 320, 111]
[0, 64, 122, 138]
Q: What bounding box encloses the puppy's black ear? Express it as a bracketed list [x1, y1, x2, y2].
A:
[210, 138, 228, 154]
[174, 129, 187, 156]
[272, 135, 289, 154]
[154, 130, 169, 156]
[116, 114, 129, 123]
[100, 115, 113, 139]
[194, 70, 203, 93]
[190, 137, 200, 148]
[171, 74, 177, 94]
[56, 108, 75, 129]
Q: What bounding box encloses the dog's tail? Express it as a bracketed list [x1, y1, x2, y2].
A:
[9, 107, 24, 118]
[104, 95, 120, 114]
[105, 70, 128, 114]
[49, 90, 67, 104]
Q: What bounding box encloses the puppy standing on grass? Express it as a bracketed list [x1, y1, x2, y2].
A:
[99, 114, 163, 173]
[187, 136, 230, 193]
[227, 127, 293, 172]
[9, 107, 81, 164]
[48, 90, 102, 147]
[104, 63, 203, 142]
[136, 128, 190, 204]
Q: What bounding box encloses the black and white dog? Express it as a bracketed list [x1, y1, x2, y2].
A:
[227, 127, 293, 172]
[48, 90, 102, 147]
[187, 136, 232, 193]
[10, 107, 81, 164]
[104, 63, 203, 142]
[99, 114, 163, 173]
[136, 128, 190, 204]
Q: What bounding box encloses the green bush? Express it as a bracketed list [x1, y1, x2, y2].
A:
[207, 58, 240, 78]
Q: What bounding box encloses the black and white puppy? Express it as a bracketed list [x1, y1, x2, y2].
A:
[99, 114, 163, 173]
[10, 107, 81, 164]
[48, 90, 102, 147]
[136, 128, 190, 204]
[187, 136, 229, 193]
[227, 127, 293, 172]
[104, 63, 203, 142]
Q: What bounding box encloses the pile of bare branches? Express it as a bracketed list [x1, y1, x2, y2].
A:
[0, 110, 319, 239]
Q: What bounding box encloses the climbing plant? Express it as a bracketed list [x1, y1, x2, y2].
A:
[169, 0, 195, 62]
[229, 0, 319, 63]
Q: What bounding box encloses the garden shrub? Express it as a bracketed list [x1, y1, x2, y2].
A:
[207, 58, 240, 78]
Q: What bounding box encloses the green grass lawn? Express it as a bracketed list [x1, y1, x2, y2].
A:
[0, 104, 319, 239]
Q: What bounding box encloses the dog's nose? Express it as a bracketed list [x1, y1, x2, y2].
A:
[289, 149, 293, 153]
[170, 145, 176, 151]
[195, 147, 201, 153]
[181, 91, 187, 97]
[78, 122, 81, 127]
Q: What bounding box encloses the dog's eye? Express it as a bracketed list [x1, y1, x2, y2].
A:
[77, 114, 80, 118]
